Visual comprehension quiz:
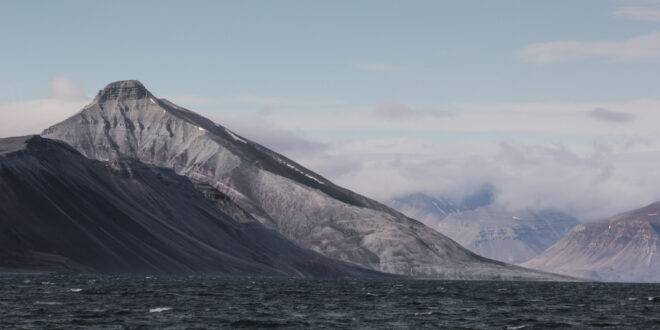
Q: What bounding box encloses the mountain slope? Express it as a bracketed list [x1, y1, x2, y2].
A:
[42, 80, 570, 280]
[523, 202, 660, 282]
[0, 135, 384, 277]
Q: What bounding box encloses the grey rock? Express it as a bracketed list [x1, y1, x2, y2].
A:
[42, 80, 572, 280]
[0, 135, 385, 277]
[523, 202, 660, 282]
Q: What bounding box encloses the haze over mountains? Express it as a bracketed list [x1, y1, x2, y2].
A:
[389, 192, 578, 264]
[36, 80, 570, 280]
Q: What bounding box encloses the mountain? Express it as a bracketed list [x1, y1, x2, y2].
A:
[523, 201, 660, 282]
[387, 185, 495, 228]
[436, 208, 579, 264]
[388, 193, 461, 228]
[389, 192, 578, 264]
[0, 135, 384, 277]
[42, 80, 571, 280]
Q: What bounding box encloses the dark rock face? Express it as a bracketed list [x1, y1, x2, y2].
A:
[524, 202, 660, 282]
[42, 80, 571, 280]
[0, 135, 385, 277]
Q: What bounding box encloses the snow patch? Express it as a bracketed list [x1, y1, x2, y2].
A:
[432, 201, 447, 215]
[279, 160, 324, 184]
[150, 98, 156, 104]
[225, 128, 247, 143]
[198, 127, 206, 132]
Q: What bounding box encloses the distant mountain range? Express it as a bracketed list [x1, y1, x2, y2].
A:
[524, 201, 660, 282]
[29, 80, 569, 281]
[388, 193, 578, 264]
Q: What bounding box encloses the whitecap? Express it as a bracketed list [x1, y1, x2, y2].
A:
[149, 307, 172, 313]
[40, 282, 55, 285]
[34, 301, 62, 305]
[69, 288, 83, 292]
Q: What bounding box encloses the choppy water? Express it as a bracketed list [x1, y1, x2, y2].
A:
[1, 274, 659, 329]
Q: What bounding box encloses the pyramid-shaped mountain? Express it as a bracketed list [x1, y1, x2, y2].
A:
[42, 80, 570, 280]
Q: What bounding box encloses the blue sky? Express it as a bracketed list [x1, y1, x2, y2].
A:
[2, 0, 659, 104]
[3, 0, 660, 219]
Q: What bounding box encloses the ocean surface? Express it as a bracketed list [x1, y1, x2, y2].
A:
[1, 274, 659, 329]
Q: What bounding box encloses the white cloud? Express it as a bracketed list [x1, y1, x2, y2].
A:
[614, 6, 660, 21]
[350, 60, 409, 72]
[48, 76, 87, 99]
[164, 94, 219, 106]
[0, 98, 89, 138]
[233, 95, 344, 107]
[587, 108, 635, 122]
[211, 98, 660, 221]
[203, 113, 328, 157]
[519, 31, 660, 63]
[0, 77, 89, 138]
[262, 100, 660, 139]
[293, 137, 660, 221]
[374, 102, 453, 120]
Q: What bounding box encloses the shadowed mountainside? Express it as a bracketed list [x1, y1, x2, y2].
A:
[0, 135, 386, 277]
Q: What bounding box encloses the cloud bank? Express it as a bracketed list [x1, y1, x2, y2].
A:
[519, 31, 660, 63]
[0, 77, 89, 138]
[614, 7, 660, 21]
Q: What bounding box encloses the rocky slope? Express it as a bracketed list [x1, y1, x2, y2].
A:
[42, 80, 571, 280]
[523, 202, 660, 282]
[0, 135, 384, 277]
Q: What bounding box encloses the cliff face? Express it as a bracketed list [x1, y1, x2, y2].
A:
[0, 135, 384, 277]
[524, 202, 660, 282]
[42, 80, 571, 280]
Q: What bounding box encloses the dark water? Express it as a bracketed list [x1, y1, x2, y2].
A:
[1, 274, 660, 329]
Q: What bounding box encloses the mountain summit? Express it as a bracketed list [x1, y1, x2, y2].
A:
[42, 80, 570, 280]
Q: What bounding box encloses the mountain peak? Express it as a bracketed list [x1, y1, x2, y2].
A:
[94, 80, 151, 102]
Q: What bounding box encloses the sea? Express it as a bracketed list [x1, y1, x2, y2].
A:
[1, 274, 659, 329]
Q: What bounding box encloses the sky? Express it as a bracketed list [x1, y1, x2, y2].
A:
[2, 0, 660, 220]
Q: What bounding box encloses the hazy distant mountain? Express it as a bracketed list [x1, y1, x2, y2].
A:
[0, 135, 382, 277]
[41, 80, 570, 280]
[524, 202, 660, 282]
[437, 208, 579, 264]
[388, 185, 495, 228]
[388, 192, 578, 264]
[388, 194, 461, 228]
